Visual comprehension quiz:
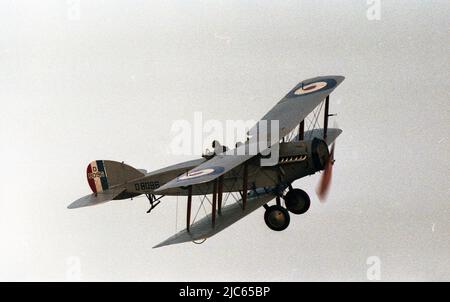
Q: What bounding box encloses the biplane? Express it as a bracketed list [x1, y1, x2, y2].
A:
[69, 75, 345, 248]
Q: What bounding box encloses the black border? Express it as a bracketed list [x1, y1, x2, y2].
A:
[1, 282, 447, 300]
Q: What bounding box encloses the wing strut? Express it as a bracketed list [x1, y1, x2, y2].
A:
[242, 163, 248, 210]
[186, 186, 192, 231]
[323, 95, 330, 140]
[212, 179, 218, 227]
[298, 120, 305, 141]
[217, 176, 224, 215]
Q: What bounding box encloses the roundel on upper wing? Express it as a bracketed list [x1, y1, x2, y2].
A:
[177, 166, 225, 181]
[293, 81, 328, 95]
[286, 78, 337, 98]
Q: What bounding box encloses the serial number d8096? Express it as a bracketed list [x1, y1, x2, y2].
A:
[134, 181, 160, 191]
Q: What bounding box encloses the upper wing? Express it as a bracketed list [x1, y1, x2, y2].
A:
[153, 189, 276, 248]
[250, 75, 345, 140]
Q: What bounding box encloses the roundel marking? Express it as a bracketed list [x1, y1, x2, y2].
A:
[293, 81, 328, 95]
[286, 78, 337, 98]
[177, 166, 225, 181]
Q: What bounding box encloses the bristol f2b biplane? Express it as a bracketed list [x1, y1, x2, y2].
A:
[69, 75, 345, 248]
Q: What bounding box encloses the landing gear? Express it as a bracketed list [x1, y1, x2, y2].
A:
[264, 205, 290, 231]
[146, 194, 164, 213]
[284, 189, 310, 215]
[262, 186, 311, 230]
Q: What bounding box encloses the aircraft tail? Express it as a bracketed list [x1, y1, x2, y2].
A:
[68, 160, 145, 209]
[86, 160, 145, 193]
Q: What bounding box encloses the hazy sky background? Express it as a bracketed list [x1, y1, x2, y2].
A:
[0, 0, 449, 281]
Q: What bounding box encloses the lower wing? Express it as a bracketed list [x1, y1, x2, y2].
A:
[153, 189, 276, 248]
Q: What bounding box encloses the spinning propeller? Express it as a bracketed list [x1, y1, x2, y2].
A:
[316, 141, 335, 202]
[315, 115, 340, 203]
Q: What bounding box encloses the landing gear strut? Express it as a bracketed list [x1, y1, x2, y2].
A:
[146, 194, 164, 213]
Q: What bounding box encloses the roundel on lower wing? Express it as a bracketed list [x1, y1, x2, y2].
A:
[177, 166, 225, 181]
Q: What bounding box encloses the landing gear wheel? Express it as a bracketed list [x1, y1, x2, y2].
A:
[264, 205, 290, 231]
[284, 189, 310, 215]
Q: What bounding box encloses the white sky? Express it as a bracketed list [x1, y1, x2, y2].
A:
[0, 0, 449, 281]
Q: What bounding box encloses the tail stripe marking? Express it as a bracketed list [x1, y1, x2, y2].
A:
[96, 160, 110, 191]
